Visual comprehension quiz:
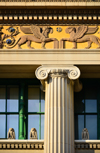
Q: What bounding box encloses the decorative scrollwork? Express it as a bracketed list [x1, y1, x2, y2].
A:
[36, 66, 80, 80]
[0, 26, 19, 49]
[36, 66, 81, 92]
[5, 27, 19, 48]
[35, 66, 48, 80]
[35, 66, 81, 92]
[39, 70, 48, 79]
[68, 68, 80, 80]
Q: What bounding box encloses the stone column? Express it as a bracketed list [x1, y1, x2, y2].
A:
[35, 65, 81, 153]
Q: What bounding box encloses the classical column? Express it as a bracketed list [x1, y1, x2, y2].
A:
[35, 65, 81, 153]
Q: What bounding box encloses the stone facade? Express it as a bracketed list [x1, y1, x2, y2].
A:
[0, 0, 100, 153]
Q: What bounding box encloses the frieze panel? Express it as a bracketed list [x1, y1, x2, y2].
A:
[1, 25, 100, 49]
[60, 26, 100, 49]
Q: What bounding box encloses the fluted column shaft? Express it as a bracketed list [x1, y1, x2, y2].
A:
[35, 66, 81, 153]
[44, 70, 74, 153]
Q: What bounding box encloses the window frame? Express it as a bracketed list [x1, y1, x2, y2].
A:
[0, 84, 19, 139]
[0, 78, 44, 140]
[74, 79, 100, 140]
[26, 85, 45, 139]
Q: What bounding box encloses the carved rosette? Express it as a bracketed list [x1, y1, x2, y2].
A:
[35, 65, 81, 91]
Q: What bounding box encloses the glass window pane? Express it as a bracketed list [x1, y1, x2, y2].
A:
[7, 115, 19, 139]
[41, 91, 45, 112]
[85, 86, 97, 99]
[86, 115, 97, 139]
[7, 87, 19, 112]
[28, 115, 39, 139]
[0, 115, 6, 138]
[0, 87, 6, 112]
[41, 115, 44, 139]
[75, 115, 84, 140]
[85, 86, 97, 113]
[28, 87, 39, 112]
[85, 100, 97, 113]
[74, 89, 84, 113]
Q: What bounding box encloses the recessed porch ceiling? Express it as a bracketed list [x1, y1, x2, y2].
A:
[0, 65, 99, 78]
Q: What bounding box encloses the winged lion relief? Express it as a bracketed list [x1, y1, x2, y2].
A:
[6, 25, 59, 49]
[60, 26, 100, 49]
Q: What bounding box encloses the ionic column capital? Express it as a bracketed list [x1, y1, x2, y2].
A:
[35, 65, 81, 92]
[35, 65, 80, 80]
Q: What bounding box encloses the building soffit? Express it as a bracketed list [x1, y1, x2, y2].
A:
[0, 65, 100, 79]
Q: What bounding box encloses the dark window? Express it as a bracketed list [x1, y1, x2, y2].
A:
[0, 85, 19, 139]
[28, 86, 45, 139]
[0, 79, 45, 139]
[74, 79, 98, 140]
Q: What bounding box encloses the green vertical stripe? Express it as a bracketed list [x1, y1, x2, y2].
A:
[24, 84, 28, 139]
[19, 83, 25, 139]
